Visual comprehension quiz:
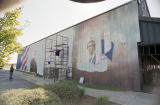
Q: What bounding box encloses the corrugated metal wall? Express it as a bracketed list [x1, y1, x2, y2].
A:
[137, 0, 150, 17]
[17, 0, 141, 91]
[16, 39, 45, 75]
[17, 28, 75, 75]
[139, 17, 160, 44]
[28, 40, 45, 75]
[72, 1, 141, 91]
[138, 17, 160, 88]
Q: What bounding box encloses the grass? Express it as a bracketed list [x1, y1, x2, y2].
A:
[66, 80, 125, 91]
[16, 70, 34, 75]
[83, 83, 125, 91]
[95, 96, 108, 105]
[15, 70, 43, 77]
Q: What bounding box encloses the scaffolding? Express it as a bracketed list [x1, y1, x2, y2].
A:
[44, 35, 69, 81]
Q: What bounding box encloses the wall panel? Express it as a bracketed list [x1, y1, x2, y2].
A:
[72, 1, 140, 91]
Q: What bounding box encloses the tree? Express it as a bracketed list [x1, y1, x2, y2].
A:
[0, 8, 23, 65]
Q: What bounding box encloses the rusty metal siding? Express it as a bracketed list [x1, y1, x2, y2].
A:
[72, 1, 141, 91]
[139, 17, 160, 44]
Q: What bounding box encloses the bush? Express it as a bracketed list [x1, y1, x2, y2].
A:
[79, 88, 85, 97]
[0, 88, 62, 105]
[28, 80, 85, 105]
[95, 96, 108, 105]
[44, 81, 81, 103]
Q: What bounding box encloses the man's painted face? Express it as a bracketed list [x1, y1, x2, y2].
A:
[87, 41, 95, 56]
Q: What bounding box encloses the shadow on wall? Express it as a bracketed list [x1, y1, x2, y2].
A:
[30, 58, 37, 73]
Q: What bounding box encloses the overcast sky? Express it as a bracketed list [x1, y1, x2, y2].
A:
[8, 0, 160, 64]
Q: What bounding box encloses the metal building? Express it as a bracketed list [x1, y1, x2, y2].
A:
[16, 0, 160, 91]
[138, 17, 160, 89]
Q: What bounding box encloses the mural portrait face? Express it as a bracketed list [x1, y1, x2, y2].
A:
[87, 39, 96, 64]
[87, 40, 95, 56]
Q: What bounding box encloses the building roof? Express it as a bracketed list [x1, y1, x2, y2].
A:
[139, 17, 160, 23]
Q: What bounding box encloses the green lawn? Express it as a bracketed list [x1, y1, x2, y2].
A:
[83, 83, 125, 91]
[64, 80, 125, 91]
[15, 70, 43, 77]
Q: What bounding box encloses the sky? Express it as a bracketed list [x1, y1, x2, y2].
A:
[7, 0, 160, 64]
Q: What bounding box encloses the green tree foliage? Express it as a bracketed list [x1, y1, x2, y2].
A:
[0, 8, 23, 65]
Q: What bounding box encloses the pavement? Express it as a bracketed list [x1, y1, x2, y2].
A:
[1, 70, 160, 105]
[0, 70, 34, 94]
[79, 86, 159, 105]
[14, 70, 55, 85]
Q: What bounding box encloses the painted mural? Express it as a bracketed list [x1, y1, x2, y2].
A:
[16, 39, 46, 75]
[16, 46, 30, 71]
[30, 58, 37, 73]
[72, 1, 141, 91]
[76, 30, 114, 72]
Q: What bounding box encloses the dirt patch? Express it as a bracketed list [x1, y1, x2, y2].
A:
[77, 95, 95, 105]
[77, 95, 120, 105]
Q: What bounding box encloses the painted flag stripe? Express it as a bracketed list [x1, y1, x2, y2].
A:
[22, 47, 30, 63]
[21, 46, 30, 70]
[22, 58, 28, 70]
